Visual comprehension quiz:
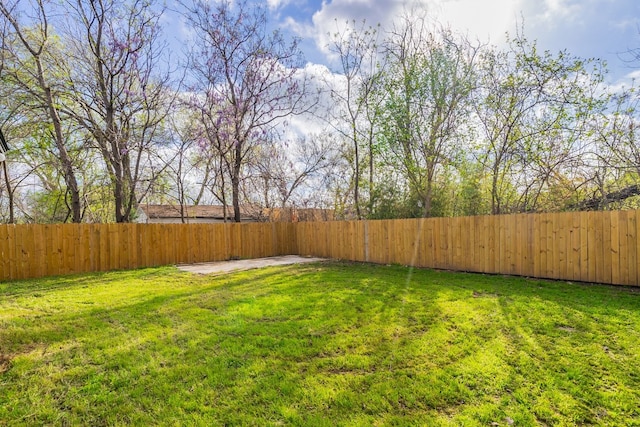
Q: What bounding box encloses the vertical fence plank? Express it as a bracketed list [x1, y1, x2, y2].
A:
[597, 211, 618, 283]
[541, 214, 551, 279]
[327, 221, 337, 259]
[548, 213, 557, 279]
[324, 221, 331, 259]
[369, 220, 378, 263]
[77, 225, 89, 273]
[145, 224, 157, 267]
[488, 215, 498, 274]
[451, 217, 461, 270]
[31, 224, 45, 278]
[443, 217, 452, 269]
[498, 214, 506, 275]
[610, 212, 620, 285]
[415, 219, 425, 267]
[618, 211, 629, 286]
[470, 216, 480, 273]
[209, 223, 218, 261]
[556, 213, 567, 280]
[627, 211, 637, 286]
[108, 223, 118, 271]
[429, 218, 436, 268]
[119, 224, 130, 270]
[203, 224, 214, 262]
[16, 225, 32, 280]
[173, 224, 185, 264]
[432, 218, 441, 269]
[356, 221, 366, 262]
[569, 212, 581, 281]
[467, 216, 475, 272]
[508, 214, 518, 275]
[312, 222, 322, 258]
[636, 211, 640, 286]
[157, 224, 168, 266]
[463, 216, 472, 272]
[586, 212, 597, 283]
[513, 214, 522, 276]
[0, 226, 9, 280]
[346, 221, 356, 262]
[579, 212, 589, 283]
[333, 220, 343, 261]
[533, 214, 541, 278]
[526, 214, 536, 277]
[50, 225, 64, 277]
[188, 224, 198, 264]
[218, 223, 227, 260]
[439, 217, 448, 269]
[119, 224, 130, 268]
[483, 215, 493, 274]
[406, 219, 417, 266]
[294, 222, 305, 256]
[70, 224, 82, 274]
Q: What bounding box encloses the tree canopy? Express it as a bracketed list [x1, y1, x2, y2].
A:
[0, 1, 639, 223]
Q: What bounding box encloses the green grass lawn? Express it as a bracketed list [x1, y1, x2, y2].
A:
[1, 262, 639, 426]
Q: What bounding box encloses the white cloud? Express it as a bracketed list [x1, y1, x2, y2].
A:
[282, 15, 314, 37]
[267, 0, 293, 10]
[431, 0, 523, 44]
[608, 69, 640, 94]
[279, 0, 635, 80]
[290, 0, 525, 63]
[260, 0, 639, 87]
[542, 0, 582, 20]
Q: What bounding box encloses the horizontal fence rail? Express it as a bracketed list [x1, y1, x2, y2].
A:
[1, 210, 638, 286]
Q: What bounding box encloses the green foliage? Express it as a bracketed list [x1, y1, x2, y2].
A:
[371, 21, 481, 217]
[367, 181, 421, 219]
[26, 189, 71, 223]
[1, 263, 639, 425]
[475, 33, 607, 214]
[452, 160, 490, 216]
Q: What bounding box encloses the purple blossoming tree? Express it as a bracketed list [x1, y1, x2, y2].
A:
[183, 0, 315, 222]
[63, 0, 174, 222]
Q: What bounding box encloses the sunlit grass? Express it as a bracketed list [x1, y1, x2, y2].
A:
[1, 262, 639, 425]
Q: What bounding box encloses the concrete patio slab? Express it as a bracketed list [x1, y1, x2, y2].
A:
[176, 255, 327, 275]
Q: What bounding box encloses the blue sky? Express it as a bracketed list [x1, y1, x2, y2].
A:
[206, 0, 640, 83]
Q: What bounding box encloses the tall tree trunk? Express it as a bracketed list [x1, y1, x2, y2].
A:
[114, 174, 125, 222]
[42, 83, 82, 223]
[491, 169, 500, 215]
[2, 160, 13, 223]
[353, 127, 361, 219]
[423, 180, 432, 218]
[232, 143, 242, 222]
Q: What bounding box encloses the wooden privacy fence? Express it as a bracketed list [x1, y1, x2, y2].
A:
[0, 222, 296, 281]
[0, 210, 638, 286]
[295, 210, 639, 287]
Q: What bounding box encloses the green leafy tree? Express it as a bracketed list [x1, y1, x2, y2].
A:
[474, 32, 605, 213]
[327, 20, 383, 218]
[0, 0, 84, 222]
[377, 16, 479, 217]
